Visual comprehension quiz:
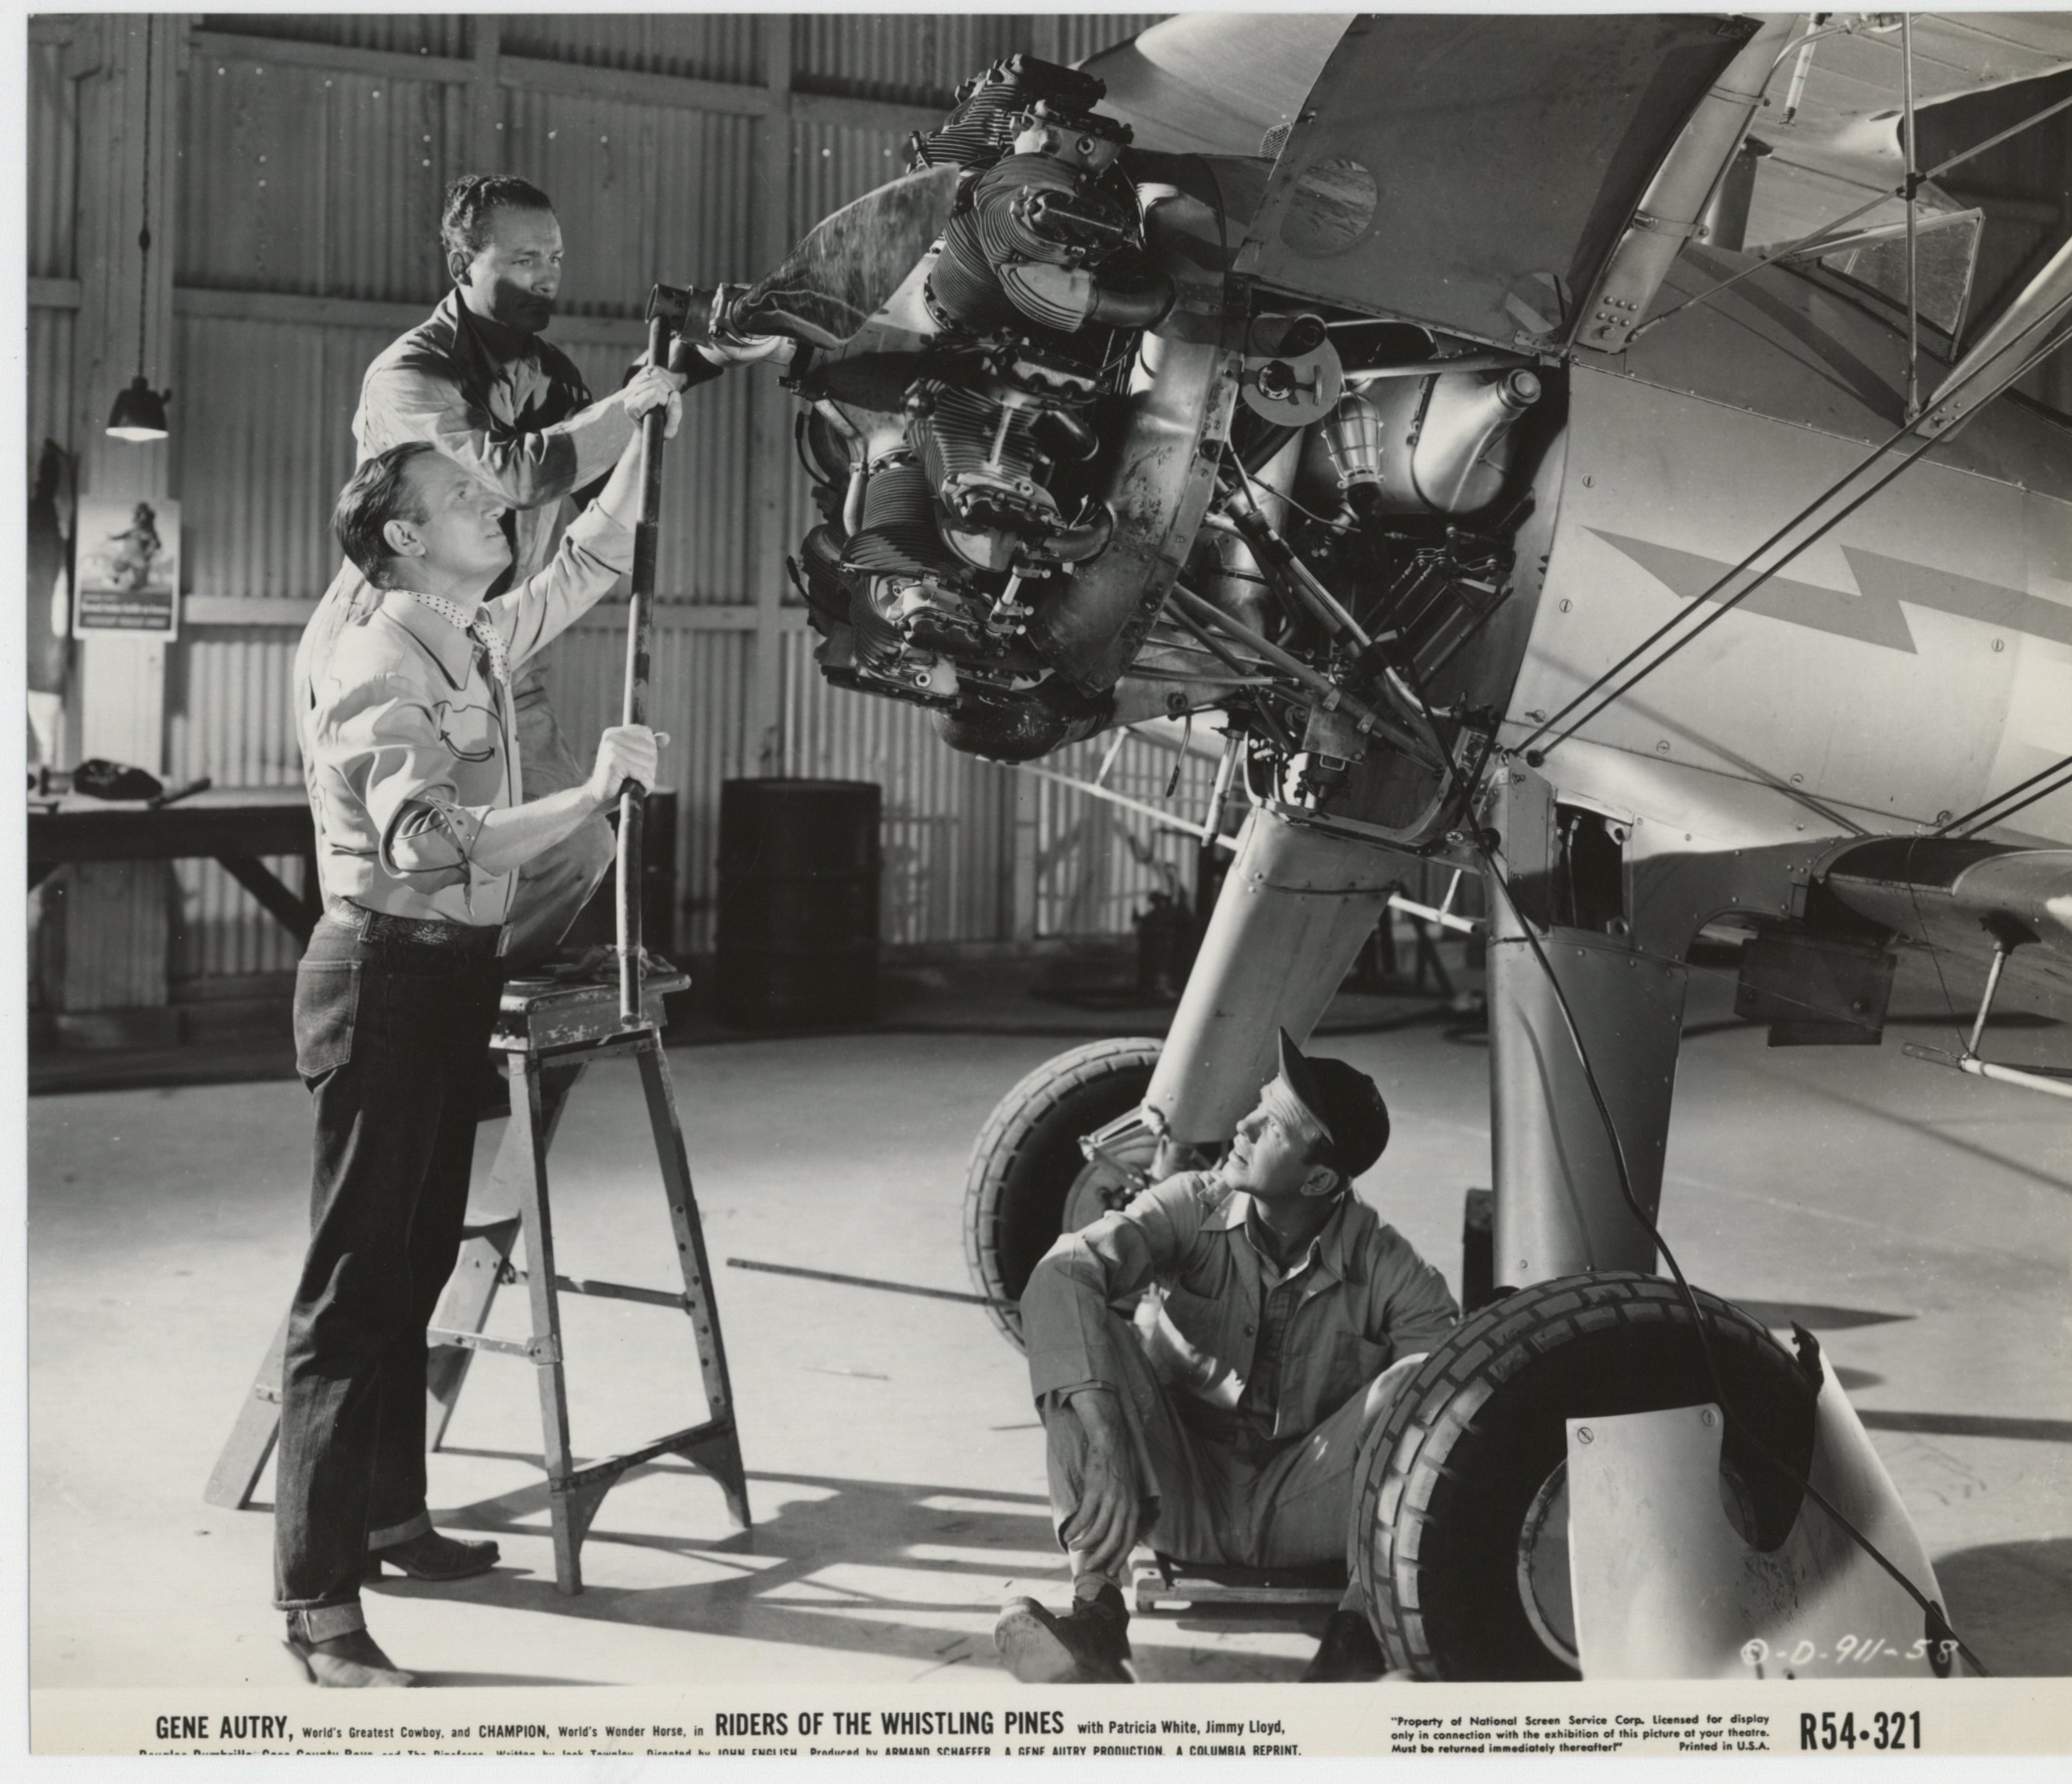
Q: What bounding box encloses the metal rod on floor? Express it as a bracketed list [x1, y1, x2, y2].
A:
[1903, 1045, 2072, 1102]
[726, 1255, 1018, 1311]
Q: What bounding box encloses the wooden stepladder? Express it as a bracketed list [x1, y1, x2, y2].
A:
[205, 965, 751, 1594]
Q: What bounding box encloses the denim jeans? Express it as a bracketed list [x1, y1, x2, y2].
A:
[272, 904, 503, 1626]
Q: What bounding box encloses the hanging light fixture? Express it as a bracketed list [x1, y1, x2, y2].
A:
[107, 19, 170, 442]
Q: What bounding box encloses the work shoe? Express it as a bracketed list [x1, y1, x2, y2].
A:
[283, 1626, 418, 1689]
[994, 1583, 1133, 1684]
[365, 1528, 501, 1583]
[1301, 1609, 1386, 1681]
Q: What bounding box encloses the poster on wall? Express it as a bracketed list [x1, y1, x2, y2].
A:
[70, 495, 180, 639]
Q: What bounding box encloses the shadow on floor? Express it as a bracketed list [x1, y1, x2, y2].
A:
[388, 1462, 1061, 1677]
[1936, 1538, 2072, 1677]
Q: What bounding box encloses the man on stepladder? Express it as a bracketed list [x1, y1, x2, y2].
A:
[308, 171, 777, 960]
[996, 1031, 1459, 1684]
[276, 379, 679, 1689]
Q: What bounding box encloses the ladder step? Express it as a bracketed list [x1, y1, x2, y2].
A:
[425, 1327, 559, 1363]
[507, 1267, 688, 1312]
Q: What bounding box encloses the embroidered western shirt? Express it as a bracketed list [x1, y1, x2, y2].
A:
[292, 502, 634, 931]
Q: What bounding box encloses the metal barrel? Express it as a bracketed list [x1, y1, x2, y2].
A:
[714, 779, 881, 1029]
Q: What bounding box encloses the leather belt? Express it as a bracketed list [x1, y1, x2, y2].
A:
[324, 896, 502, 956]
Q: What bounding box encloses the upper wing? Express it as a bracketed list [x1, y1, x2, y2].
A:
[1745, 16, 2072, 352]
[1230, 13, 1758, 350]
[1075, 14, 1350, 156]
[1750, 14, 2072, 250]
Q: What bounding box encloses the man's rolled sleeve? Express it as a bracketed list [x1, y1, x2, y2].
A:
[383, 797, 487, 880]
[491, 501, 636, 667]
[1023, 1174, 1217, 1403]
[362, 363, 631, 509]
[325, 681, 494, 884]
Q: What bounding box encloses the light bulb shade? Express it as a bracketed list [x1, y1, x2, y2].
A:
[107, 376, 171, 442]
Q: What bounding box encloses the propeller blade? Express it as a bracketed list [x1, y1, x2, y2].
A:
[732, 162, 964, 348]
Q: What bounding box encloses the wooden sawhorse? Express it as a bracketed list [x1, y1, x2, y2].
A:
[205, 967, 750, 1593]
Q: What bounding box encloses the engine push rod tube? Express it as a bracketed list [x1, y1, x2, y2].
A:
[1218, 477, 1372, 648]
[1165, 585, 1442, 771]
[617, 309, 673, 1024]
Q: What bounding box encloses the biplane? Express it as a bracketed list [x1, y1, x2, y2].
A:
[658, 12, 2072, 1679]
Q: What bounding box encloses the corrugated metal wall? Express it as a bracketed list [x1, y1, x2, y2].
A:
[35, 14, 1185, 1007]
[555, 334, 756, 603]
[29, 38, 78, 280]
[495, 91, 762, 313]
[174, 315, 391, 598]
[1032, 730, 1225, 938]
[553, 623, 754, 953]
[27, 311, 75, 468]
[792, 16, 1037, 105]
[198, 14, 476, 59]
[779, 633, 1015, 946]
[177, 54, 461, 300]
[498, 15, 764, 87]
[163, 630, 308, 981]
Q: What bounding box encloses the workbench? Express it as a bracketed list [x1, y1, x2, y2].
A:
[27, 785, 320, 944]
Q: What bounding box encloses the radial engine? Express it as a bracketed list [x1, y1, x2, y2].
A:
[750, 54, 1567, 851]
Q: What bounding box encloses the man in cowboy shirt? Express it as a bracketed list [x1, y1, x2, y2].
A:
[996, 1031, 1460, 1684]
[312, 171, 775, 959]
[276, 370, 683, 1688]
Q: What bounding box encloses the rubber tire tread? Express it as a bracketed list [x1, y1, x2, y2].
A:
[1354, 1270, 1817, 1681]
[963, 1037, 1162, 1349]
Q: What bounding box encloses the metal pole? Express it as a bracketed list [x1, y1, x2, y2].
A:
[1965, 944, 2010, 1060]
[1902, 13, 1921, 419]
[618, 313, 671, 1023]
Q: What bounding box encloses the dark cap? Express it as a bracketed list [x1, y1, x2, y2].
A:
[1277, 1028, 1391, 1182]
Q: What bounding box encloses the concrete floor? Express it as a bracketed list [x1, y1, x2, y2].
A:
[26, 951, 2072, 1689]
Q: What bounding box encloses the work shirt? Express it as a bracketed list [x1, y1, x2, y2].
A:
[1022, 1170, 1459, 1447]
[354, 290, 632, 582]
[292, 502, 634, 931]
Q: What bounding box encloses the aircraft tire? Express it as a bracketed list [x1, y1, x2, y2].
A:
[1354, 1270, 1817, 1680]
[963, 1037, 1163, 1349]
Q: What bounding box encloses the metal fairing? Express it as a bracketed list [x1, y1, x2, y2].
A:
[1234, 13, 1757, 350]
[1508, 369, 2072, 961]
[1567, 1365, 1953, 1681]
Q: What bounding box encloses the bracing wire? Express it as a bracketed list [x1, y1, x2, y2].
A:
[1941, 754, 2072, 839]
[1520, 324, 2072, 762]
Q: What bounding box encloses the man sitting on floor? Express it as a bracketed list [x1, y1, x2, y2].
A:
[996, 1030, 1459, 1683]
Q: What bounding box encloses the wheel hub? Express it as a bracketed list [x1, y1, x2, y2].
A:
[1514, 1453, 1766, 1673]
[1515, 1463, 1580, 1669]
